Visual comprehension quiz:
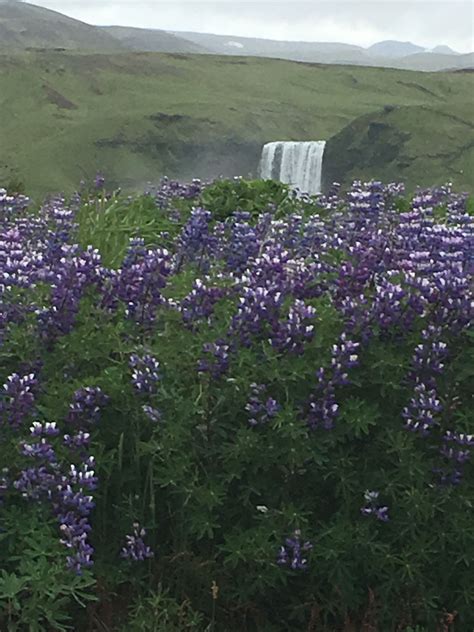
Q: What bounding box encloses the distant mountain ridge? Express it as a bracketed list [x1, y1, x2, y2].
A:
[100, 26, 210, 54]
[0, 1, 472, 72]
[431, 45, 460, 55]
[367, 40, 425, 58]
[0, 0, 122, 51]
[166, 30, 473, 71]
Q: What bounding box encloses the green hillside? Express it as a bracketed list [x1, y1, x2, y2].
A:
[323, 103, 474, 191]
[396, 51, 474, 72]
[1, 49, 473, 196]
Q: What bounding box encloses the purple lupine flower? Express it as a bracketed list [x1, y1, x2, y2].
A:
[181, 279, 225, 329]
[36, 246, 103, 343]
[66, 387, 108, 426]
[101, 239, 172, 327]
[121, 522, 154, 561]
[412, 339, 448, 374]
[439, 445, 470, 464]
[14, 466, 57, 500]
[361, 490, 389, 522]
[63, 430, 91, 450]
[198, 340, 231, 379]
[68, 458, 98, 490]
[155, 177, 204, 209]
[269, 299, 316, 354]
[435, 467, 464, 486]
[402, 382, 442, 435]
[59, 513, 94, 574]
[439, 425, 473, 480]
[94, 174, 105, 189]
[330, 334, 360, 385]
[277, 529, 312, 570]
[1, 373, 38, 428]
[21, 439, 57, 462]
[129, 354, 161, 394]
[222, 213, 260, 272]
[374, 506, 389, 522]
[306, 334, 359, 431]
[443, 431, 474, 447]
[176, 207, 217, 270]
[245, 383, 280, 427]
[307, 393, 339, 431]
[30, 421, 60, 437]
[14, 411, 99, 573]
[142, 405, 162, 423]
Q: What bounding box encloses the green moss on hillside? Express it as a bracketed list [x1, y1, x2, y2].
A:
[322, 103, 474, 192]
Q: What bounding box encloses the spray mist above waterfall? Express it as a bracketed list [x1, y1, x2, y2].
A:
[259, 141, 326, 195]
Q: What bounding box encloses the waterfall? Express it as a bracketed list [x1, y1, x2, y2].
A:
[259, 141, 326, 195]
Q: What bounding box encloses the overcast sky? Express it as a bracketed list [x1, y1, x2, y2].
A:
[26, 1, 474, 53]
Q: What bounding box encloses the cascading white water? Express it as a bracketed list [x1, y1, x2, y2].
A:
[259, 141, 326, 195]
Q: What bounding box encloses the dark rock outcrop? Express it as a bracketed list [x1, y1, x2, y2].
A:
[322, 107, 410, 191]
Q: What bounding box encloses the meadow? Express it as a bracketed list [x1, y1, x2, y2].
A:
[0, 176, 472, 631]
[1, 50, 473, 196]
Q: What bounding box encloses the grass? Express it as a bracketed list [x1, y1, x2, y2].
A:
[1, 50, 473, 197]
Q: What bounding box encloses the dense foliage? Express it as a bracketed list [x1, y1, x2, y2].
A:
[0, 177, 472, 631]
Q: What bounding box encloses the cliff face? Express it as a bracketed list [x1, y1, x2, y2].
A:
[322, 108, 410, 190]
[140, 138, 263, 183]
[322, 104, 474, 193]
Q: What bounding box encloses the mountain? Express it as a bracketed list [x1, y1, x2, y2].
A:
[168, 31, 368, 63]
[169, 31, 363, 55]
[431, 45, 460, 55]
[151, 31, 473, 72]
[101, 26, 210, 54]
[367, 40, 425, 58]
[0, 0, 123, 51]
[1, 2, 470, 72]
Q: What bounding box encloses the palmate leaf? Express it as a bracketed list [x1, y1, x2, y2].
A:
[339, 397, 381, 437]
[0, 571, 25, 599]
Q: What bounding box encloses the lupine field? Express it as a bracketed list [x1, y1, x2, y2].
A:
[0, 176, 473, 631]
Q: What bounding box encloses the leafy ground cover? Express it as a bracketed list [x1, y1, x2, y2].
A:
[0, 176, 473, 631]
[1, 50, 473, 197]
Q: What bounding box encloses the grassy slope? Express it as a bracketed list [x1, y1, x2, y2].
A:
[0, 50, 473, 196]
[396, 52, 474, 72]
[323, 103, 474, 191]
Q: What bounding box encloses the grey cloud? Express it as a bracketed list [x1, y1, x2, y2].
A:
[26, 1, 474, 52]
